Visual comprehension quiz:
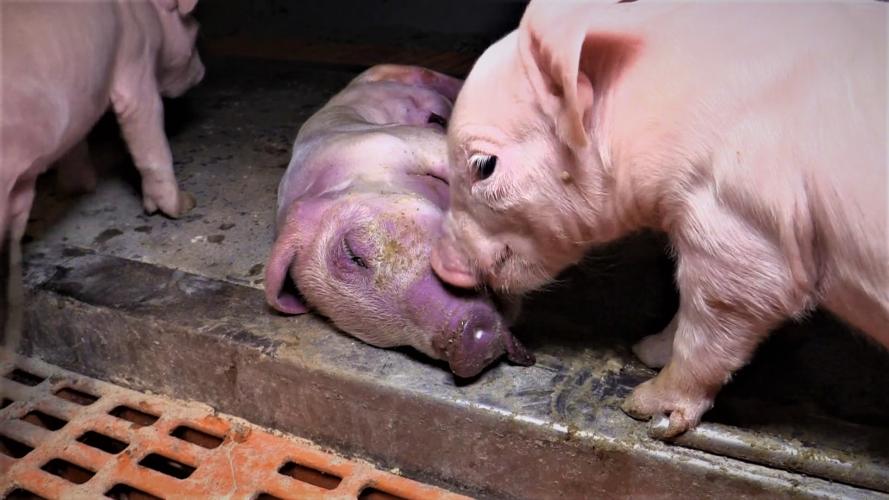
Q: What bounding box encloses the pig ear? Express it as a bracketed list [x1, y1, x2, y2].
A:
[518, 2, 640, 152]
[264, 199, 330, 315]
[265, 230, 309, 315]
[357, 65, 463, 102]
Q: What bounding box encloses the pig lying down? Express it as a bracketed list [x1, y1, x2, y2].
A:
[432, 1, 888, 437]
[265, 65, 534, 378]
[0, 0, 203, 348]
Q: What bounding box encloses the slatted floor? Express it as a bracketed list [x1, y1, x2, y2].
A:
[0, 355, 470, 500]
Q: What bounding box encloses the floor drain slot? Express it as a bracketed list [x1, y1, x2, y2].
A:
[104, 483, 163, 500]
[4, 488, 46, 500]
[109, 406, 159, 427]
[20, 410, 67, 431]
[54, 387, 99, 406]
[138, 453, 196, 480]
[170, 425, 223, 449]
[0, 434, 34, 459]
[278, 461, 342, 490]
[1, 398, 13, 410]
[4, 369, 45, 387]
[77, 431, 128, 454]
[41, 458, 95, 484]
[358, 488, 408, 500]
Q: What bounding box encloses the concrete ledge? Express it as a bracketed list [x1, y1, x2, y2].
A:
[20, 245, 885, 499]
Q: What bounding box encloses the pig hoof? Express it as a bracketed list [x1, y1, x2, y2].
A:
[143, 198, 159, 215]
[647, 413, 691, 441]
[174, 190, 197, 217]
[147, 190, 196, 218]
[621, 379, 711, 440]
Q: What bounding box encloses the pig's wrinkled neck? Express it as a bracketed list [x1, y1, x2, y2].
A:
[580, 98, 664, 242]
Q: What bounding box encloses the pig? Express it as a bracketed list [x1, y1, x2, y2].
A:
[431, 0, 888, 437]
[264, 64, 535, 378]
[0, 0, 203, 354]
[0, 0, 204, 247]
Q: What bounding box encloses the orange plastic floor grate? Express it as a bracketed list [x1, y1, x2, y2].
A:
[0, 355, 471, 500]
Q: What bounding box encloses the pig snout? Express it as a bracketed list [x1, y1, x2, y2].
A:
[436, 308, 535, 378]
[431, 234, 478, 289]
[407, 273, 533, 377]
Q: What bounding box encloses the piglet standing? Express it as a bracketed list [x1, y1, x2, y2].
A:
[1, 0, 204, 350]
[265, 65, 534, 378]
[432, 0, 887, 437]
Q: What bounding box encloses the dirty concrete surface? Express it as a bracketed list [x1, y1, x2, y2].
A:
[19, 57, 889, 498]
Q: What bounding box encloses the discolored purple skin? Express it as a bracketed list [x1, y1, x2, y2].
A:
[264, 65, 534, 378]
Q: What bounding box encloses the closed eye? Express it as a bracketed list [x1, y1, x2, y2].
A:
[343, 238, 369, 269]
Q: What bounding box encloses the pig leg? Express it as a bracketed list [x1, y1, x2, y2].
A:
[0, 176, 35, 363]
[1, 231, 23, 364]
[111, 86, 195, 217]
[54, 140, 97, 195]
[632, 314, 677, 369]
[622, 188, 812, 439]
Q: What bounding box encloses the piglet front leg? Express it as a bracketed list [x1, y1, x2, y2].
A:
[111, 81, 195, 217]
[622, 188, 812, 439]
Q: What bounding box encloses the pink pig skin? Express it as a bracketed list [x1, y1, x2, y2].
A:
[432, 1, 888, 436]
[265, 65, 534, 378]
[0, 0, 204, 245]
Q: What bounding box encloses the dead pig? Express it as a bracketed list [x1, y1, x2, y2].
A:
[264, 65, 534, 378]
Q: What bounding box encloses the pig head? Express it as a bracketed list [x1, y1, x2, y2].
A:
[265, 65, 534, 378]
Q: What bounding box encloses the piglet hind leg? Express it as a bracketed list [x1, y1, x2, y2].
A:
[632, 313, 677, 369]
[622, 188, 813, 439]
[111, 84, 195, 217]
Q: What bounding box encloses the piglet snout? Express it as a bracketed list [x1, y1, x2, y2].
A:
[431, 238, 478, 289]
[438, 309, 535, 378]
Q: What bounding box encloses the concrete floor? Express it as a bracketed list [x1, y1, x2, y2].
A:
[26, 59, 352, 290]
[20, 56, 889, 498]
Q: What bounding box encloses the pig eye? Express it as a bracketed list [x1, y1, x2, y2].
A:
[343, 238, 369, 269]
[469, 154, 497, 182]
[427, 112, 447, 128]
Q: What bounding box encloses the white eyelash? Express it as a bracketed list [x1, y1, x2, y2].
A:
[469, 154, 492, 170]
